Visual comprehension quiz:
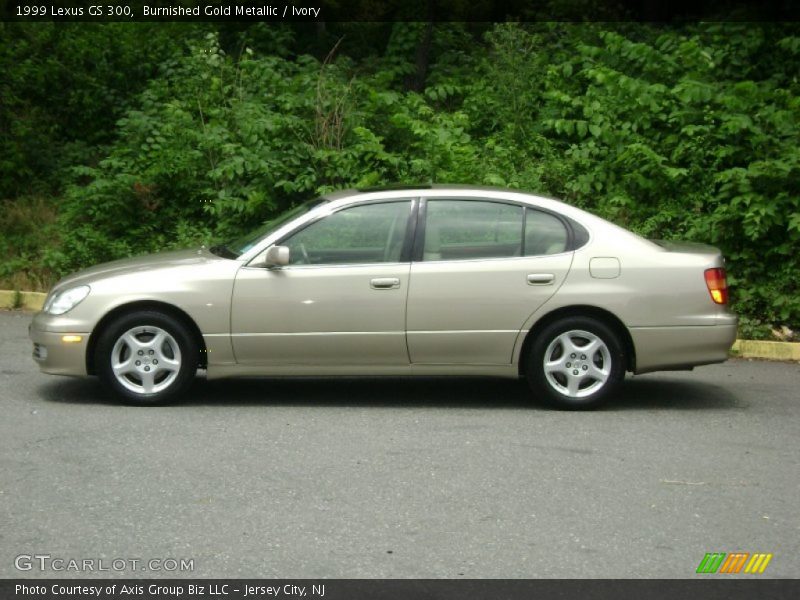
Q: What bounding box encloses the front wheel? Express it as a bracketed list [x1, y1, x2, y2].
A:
[526, 316, 626, 410]
[95, 311, 198, 405]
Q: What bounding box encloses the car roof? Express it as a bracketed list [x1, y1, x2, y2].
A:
[319, 184, 582, 217]
[320, 184, 562, 204]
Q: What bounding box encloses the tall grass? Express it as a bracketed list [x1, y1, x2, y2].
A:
[0, 196, 59, 292]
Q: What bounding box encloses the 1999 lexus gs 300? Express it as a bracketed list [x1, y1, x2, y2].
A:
[30, 186, 737, 409]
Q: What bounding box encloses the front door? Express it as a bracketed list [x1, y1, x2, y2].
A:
[231, 200, 414, 366]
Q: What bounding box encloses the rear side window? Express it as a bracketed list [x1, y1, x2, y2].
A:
[525, 208, 569, 255]
[423, 200, 523, 261]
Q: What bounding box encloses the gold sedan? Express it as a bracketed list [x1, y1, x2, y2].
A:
[30, 186, 737, 409]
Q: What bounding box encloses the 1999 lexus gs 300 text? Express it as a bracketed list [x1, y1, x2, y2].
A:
[30, 186, 737, 409]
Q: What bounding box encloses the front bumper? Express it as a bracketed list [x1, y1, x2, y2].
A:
[29, 312, 89, 376]
[630, 316, 738, 374]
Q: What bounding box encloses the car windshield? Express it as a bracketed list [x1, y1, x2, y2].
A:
[211, 198, 328, 258]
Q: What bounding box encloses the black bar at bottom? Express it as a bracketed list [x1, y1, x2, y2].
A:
[2, 579, 799, 600]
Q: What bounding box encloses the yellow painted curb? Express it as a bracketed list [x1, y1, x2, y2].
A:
[0, 290, 46, 311]
[732, 339, 800, 362]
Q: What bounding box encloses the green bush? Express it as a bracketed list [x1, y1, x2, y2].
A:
[3, 22, 798, 333]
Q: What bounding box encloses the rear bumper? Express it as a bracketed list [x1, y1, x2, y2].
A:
[29, 313, 89, 376]
[630, 318, 738, 374]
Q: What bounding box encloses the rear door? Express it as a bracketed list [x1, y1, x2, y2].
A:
[406, 198, 574, 364]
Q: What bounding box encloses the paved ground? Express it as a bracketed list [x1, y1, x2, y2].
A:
[1, 310, 798, 579]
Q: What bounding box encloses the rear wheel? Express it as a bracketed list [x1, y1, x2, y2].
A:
[95, 311, 197, 405]
[526, 316, 625, 410]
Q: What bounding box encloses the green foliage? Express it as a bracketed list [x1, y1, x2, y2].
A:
[0, 196, 59, 291]
[1, 22, 798, 333]
[0, 22, 198, 198]
[455, 22, 800, 331]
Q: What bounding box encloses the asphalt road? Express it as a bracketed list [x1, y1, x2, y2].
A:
[1, 310, 798, 579]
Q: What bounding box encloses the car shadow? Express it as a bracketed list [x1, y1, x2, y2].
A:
[38, 372, 741, 411]
[605, 375, 743, 411]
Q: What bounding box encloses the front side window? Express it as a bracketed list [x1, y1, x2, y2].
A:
[283, 201, 411, 265]
[423, 200, 523, 261]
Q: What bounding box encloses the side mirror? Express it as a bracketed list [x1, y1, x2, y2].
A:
[262, 245, 290, 267]
[249, 245, 290, 268]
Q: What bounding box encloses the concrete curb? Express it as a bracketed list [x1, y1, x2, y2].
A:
[731, 339, 800, 362]
[2, 289, 798, 362]
[0, 290, 46, 311]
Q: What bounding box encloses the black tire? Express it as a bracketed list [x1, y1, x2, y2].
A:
[526, 316, 626, 410]
[95, 310, 198, 405]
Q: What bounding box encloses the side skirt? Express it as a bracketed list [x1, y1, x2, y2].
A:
[205, 363, 519, 380]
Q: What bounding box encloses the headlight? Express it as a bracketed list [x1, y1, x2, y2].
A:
[44, 285, 91, 315]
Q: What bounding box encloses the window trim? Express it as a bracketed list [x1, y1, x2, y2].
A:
[272, 198, 418, 268]
[413, 196, 581, 263]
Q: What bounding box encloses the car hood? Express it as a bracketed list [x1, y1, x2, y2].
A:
[51, 247, 227, 292]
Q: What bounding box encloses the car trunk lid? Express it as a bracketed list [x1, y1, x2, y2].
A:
[649, 239, 724, 261]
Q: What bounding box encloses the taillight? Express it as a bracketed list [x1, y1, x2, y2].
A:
[704, 268, 728, 304]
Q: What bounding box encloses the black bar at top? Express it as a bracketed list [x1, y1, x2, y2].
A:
[2, 0, 800, 23]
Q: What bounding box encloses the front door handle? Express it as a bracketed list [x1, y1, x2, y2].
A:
[370, 277, 401, 290]
[527, 273, 555, 285]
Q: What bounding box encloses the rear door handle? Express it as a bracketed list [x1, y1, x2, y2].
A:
[527, 273, 555, 285]
[370, 277, 400, 290]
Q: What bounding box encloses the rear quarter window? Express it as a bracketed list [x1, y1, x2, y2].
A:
[525, 208, 569, 255]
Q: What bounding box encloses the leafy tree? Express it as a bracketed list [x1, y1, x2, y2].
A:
[1, 21, 798, 337]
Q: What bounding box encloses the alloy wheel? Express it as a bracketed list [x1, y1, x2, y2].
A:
[110, 326, 182, 395]
[543, 329, 611, 398]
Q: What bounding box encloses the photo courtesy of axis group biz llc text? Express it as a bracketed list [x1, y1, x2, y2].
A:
[15, 583, 325, 597]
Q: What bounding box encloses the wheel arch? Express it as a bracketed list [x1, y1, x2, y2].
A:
[517, 305, 636, 376]
[86, 300, 208, 375]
